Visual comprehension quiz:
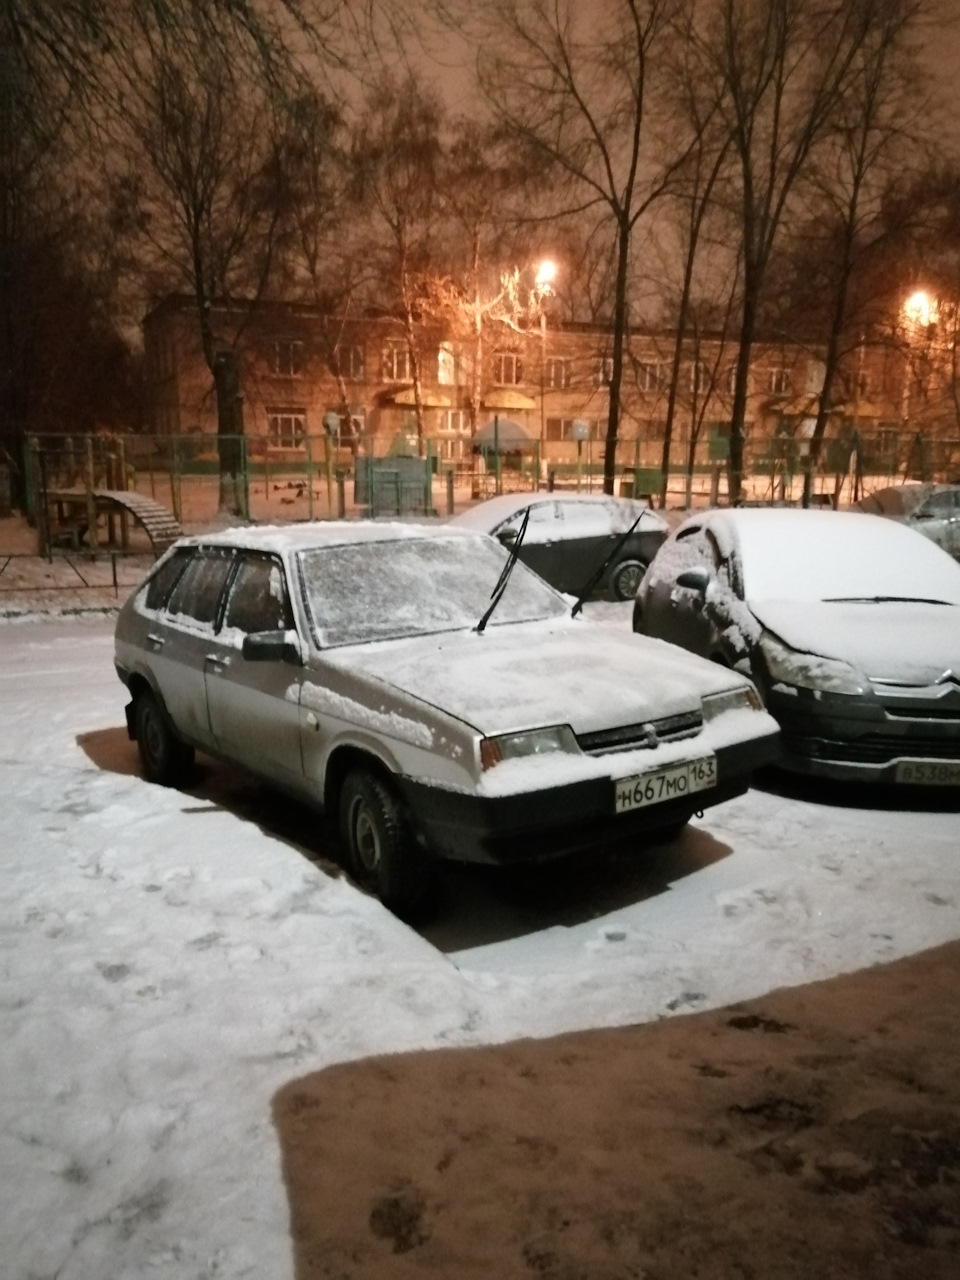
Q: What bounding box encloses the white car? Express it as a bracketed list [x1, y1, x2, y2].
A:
[635, 507, 960, 785]
[114, 522, 779, 916]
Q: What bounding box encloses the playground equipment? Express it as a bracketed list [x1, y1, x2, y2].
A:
[28, 435, 183, 557]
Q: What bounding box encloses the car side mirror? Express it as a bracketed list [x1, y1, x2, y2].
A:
[241, 631, 303, 665]
[497, 529, 518, 547]
[675, 566, 711, 598]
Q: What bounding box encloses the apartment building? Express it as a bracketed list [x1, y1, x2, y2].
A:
[143, 295, 907, 479]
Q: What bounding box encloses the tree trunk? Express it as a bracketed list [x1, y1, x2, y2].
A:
[603, 218, 631, 495]
[214, 350, 245, 517]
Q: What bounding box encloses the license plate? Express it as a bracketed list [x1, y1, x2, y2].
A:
[894, 759, 960, 786]
[615, 755, 717, 814]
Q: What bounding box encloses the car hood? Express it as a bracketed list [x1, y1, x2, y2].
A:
[322, 618, 744, 735]
[752, 599, 960, 684]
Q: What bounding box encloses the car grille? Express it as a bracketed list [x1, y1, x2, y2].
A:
[782, 731, 960, 764]
[884, 706, 960, 721]
[577, 711, 703, 756]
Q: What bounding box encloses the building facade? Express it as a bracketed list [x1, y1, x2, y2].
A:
[143, 294, 925, 491]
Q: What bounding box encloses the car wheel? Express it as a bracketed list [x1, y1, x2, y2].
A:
[339, 770, 433, 919]
[134, 689, 194, 786]
[610, 559, 647, 600]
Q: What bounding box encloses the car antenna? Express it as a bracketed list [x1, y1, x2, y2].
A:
[570, 512, 645, 617]
[476, 506, 531, 634]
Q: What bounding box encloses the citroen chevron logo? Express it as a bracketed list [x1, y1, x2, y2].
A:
[935, 669, 959, 686]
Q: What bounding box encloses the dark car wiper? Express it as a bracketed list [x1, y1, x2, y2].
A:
[823, 595, 952, 606]
[570, 513, 645, 618]
[476, 506, 531, 634]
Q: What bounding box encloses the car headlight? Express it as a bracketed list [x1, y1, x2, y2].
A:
[760, 633, 865, 695]
[480, 725, 580, 771]
[701, 685, 763, 720]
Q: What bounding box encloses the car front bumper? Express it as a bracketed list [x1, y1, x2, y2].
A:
[769, 684, 960, 784]
[396, 735, 777, 865]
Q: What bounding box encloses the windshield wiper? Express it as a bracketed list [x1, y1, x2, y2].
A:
[570, 513, 645, 617]
[823, 595, 951, 606]
[476, 506, 530, 633]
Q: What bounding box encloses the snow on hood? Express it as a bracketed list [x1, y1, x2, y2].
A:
[324, 617, 745, 736]
[753, 599, 960, 683]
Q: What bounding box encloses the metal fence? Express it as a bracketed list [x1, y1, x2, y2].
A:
[14, 425, 960, 539]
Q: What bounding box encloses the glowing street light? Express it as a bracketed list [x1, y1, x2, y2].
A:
[535, 259, 557, 295]
[903, 289, 938, 329]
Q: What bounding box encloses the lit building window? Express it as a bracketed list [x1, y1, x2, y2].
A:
[382, 343, 412, 381]
[494, 351, 523, 385]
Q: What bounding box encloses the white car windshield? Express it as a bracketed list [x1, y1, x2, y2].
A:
[298, 534, 567, 646]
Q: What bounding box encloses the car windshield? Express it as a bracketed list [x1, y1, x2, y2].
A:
[734, 512, 960, 606]
[297, 534, 567, 646]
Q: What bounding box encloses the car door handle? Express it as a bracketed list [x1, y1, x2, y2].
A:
[305, 711, 320, 731]
[205, 653, 231, 669]
[146, 632, 165, 649]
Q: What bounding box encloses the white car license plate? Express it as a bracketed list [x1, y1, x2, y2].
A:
[894, 759, 960, 786]
[615, 756, 717, 814]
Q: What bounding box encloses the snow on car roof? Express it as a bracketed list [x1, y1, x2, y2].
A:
[451, 491, 666, 532]
[703, 507, 960, 604]
[175, 520, 476, 556]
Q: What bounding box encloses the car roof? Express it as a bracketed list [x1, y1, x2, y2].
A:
[173, 520, 479, 556]
[451, 491, 664, 531]
[677, 506, 960, 603]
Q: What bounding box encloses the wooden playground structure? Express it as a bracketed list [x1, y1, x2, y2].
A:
[29, 436, 183, 557]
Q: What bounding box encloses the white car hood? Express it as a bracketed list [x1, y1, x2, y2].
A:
[752, 599, 960, 684]
[324, 618, 744, 735]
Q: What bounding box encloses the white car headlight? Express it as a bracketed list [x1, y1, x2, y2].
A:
[701, 685, 763, 720]
[760, 633, 865, 695]
[480, 725, 580, 771]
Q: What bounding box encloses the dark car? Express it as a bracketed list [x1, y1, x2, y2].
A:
[633, 507, 960, 786]
[114, 522, 778, 917]
[854, 483, 960, 561]
[451, 493, 670, 600]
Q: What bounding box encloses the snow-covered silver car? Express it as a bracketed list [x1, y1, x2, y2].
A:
[451, 492, 669, 599]
[634, 507, 960, 785]
[114, 522, 778, 916]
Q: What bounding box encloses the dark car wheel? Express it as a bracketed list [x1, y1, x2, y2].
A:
[610, 558, 647, 601]
[339, 770, 433, 919]
[135, 689, 195, 786]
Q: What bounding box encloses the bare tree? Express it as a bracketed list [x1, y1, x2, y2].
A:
[108, 8, 300, 513]
[697, 0, 887, 502]
[461, 0, 698, 494]
[654, 29, 735, 509]
[794, 0, 930, 506]
[351, 74, 445, 449]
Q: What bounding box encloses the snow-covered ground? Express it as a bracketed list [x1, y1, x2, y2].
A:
[2, 611, 959, 1280]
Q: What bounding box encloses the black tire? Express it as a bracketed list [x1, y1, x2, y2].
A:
[338, 770, 433, 919]
[134, 688, 194, 786]
[610, 558, 647, 601]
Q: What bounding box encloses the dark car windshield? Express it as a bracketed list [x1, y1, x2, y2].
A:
[298, 534, 567, 646]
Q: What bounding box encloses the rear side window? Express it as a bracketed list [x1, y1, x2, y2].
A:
[223, 555, 293, 633]
[142, 549, 192, 612]
[165, 550, 234, 627]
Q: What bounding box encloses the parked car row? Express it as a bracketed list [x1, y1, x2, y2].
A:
[114, 495, 960, 919]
